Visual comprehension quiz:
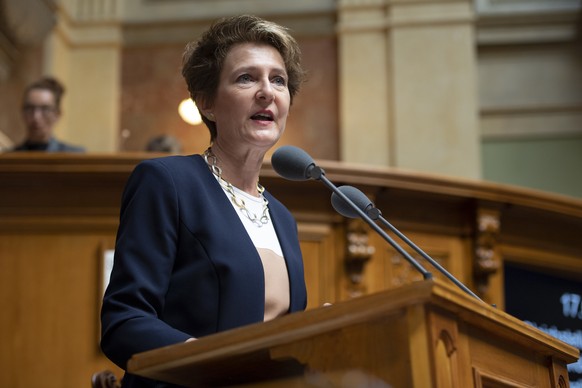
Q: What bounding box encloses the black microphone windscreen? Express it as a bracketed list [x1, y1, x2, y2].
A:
[271, 145, 315, 181]
[331, 185, 374, 219]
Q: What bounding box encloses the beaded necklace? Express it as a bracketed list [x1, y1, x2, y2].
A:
[203, 147, 269, 226]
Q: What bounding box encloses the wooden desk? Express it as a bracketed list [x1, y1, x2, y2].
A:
[128, 279, 579, 387]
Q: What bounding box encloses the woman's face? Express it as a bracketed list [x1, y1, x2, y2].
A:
[208, 42, 290, 152]
[22, 89, 60, 143]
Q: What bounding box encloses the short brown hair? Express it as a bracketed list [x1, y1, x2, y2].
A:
[182, 14, 306, 141]
[23, 76, 65, 111]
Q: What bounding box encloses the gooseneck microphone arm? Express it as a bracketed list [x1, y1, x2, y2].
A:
[377, 213, 483, 302]
[272, 146, 433, 280]
[332, 185, 484, 303]
[318, 173, 433, 280]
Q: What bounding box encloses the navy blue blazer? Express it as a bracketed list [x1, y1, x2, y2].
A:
[100, 154, 307, 386]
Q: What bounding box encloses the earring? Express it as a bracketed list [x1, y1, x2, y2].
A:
[206, 112, 215, 121]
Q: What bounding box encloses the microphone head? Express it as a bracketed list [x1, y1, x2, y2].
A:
[331, 185, 380, 220]
[271, 145, 316, 181]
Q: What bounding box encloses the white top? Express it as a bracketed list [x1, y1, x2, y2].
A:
[217, 179, 290, 321]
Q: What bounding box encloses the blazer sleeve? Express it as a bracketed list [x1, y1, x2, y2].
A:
[100, 159, 191, 369]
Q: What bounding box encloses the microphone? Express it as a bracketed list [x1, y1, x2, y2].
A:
[272, 145, 432, 280]
[270, 145, 324, 181]
[331, 185, 484, 303]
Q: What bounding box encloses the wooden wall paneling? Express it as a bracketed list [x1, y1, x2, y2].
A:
[298, 221, 342, 310]
[0, 233, 121, 388]
[0, 154, 135, 387]
[359, 230, 395, 294]
[364, 230, 469, 297]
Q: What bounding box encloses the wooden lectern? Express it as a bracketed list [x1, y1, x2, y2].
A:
[128, 279, 579, 387]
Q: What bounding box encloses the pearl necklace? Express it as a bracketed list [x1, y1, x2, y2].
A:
[203, 148, 270, 226]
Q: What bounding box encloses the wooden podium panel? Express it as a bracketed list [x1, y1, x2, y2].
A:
[128, 279, 578, 387]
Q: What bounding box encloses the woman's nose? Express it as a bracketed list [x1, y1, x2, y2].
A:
[256, 80, 275, 102]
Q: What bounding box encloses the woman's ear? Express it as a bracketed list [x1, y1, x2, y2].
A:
[195, 98, 215, 122]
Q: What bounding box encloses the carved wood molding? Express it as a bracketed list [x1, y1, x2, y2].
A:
[344, 218, 375, 298]
[473, 367, 531, 388]
[474, 207, 501, 297]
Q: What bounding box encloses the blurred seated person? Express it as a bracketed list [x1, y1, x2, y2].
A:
[12, 76, 85, 152]
[145, 134, 182, 153]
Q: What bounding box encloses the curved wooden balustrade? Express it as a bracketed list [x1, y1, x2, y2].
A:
[1, 152, 581, 387]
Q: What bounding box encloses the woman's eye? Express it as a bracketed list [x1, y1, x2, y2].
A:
[272, 76, 287, 87]
[237, 74, 253, 83]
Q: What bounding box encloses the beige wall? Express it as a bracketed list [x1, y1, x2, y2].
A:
[43, 3, 122, 152]
[339, 0, 481, 179]
[1, 0, 581, 183]
[476, 0, 582, 198]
